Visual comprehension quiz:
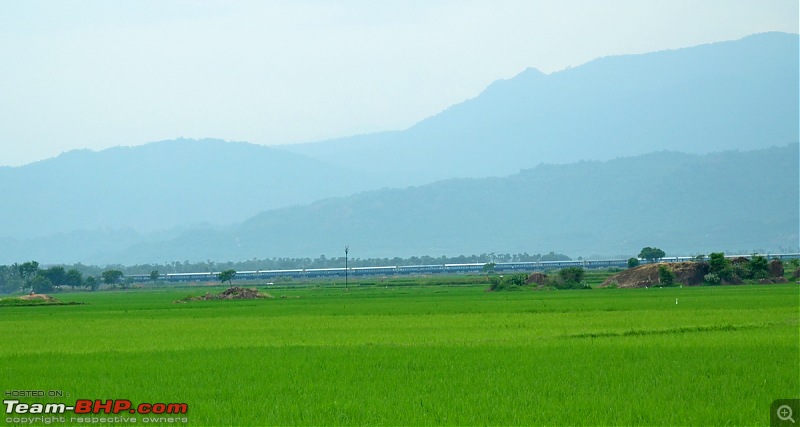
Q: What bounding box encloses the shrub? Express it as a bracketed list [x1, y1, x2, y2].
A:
[550, 268, 590, 290]
[731, 262, 752, 279]
[506, 273, 528, 288]
[717, 267, 735, 282]
[749, 256, 769, 279]
[559, 267, 585, 284]
[704, 273, 721, 285]
[657, 264, 675, 287]
[627, 258, 640, 268]
[487, 276, 502, 291]
[486, 274, 528, 291]
[708, 252, 728, 274]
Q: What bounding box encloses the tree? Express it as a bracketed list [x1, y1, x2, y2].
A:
[150, 270, 160, 283]
[29, 275, 53, 294]
[19, 261, 39, 282]
[627, 258, 640, 268]
[482, 263, 496, 274]
[218, 269, 236, 285]
[1, 264, 24, 293]
[708, 252, 732, 281]
[101, 270, 124, 288]
[708, 252, 728, 274]
[85, 276, 99, 291]
[541, 251, 571, 262]
[638, 247, 665, 262]
[41, 266, 67, 289]
[65, 269, 83, 290]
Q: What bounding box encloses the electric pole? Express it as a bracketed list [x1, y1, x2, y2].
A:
[345, 246, 349, 290]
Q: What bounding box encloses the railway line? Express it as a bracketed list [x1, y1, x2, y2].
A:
[128, 253, 800, 283]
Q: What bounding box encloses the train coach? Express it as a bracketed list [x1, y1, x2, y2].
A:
[127, 253, 800, 283]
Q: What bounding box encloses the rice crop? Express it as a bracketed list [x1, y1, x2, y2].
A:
[1, 283, 797, 425]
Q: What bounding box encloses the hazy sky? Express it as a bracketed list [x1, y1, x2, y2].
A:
[1, 0, 797, 167]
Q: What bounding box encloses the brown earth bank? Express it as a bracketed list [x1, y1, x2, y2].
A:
[600, 262, 710, 288]
[601, 260, 794, 288]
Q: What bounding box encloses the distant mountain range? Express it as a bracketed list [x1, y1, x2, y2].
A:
[0, 32, 797, 265]
[284, 32, 798, 184]
[3, 144, 796, 264]
[126, 144, 798, 263]
[0, 138, 378, 239]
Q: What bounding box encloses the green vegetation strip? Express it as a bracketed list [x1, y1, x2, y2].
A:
[0, 297, 84, 307]
[1, 284, 797, 425]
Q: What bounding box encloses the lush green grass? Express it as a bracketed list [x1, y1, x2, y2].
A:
[1, 283, 798, 425]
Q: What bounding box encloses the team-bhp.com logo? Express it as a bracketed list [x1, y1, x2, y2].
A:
[5, 399, 188, 415]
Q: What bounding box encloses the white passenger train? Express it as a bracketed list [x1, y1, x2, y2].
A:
[127, 253, 800, 283]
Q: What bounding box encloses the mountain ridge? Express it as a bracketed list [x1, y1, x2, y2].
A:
[284, 32, 798, 184]
[0, 138, 382, 239]
[1, 32, 797, 264]
[6, 143, 789, 265]
[116, 143, 800, 264]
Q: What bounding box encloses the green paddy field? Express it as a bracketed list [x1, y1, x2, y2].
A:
[2, 280, 798, 426]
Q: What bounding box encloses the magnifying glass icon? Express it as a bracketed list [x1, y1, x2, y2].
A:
[778, 405, 795, 423]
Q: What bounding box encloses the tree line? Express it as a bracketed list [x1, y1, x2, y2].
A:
[0, 252, 571, 294]
[113, 251, 572, 275]
[0, 261, 130, 294]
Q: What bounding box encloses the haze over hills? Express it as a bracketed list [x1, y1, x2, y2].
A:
[0, 32, 797, 265]
[0, 138, 379, 239]
[4, 144, 795, 265]
[121, 144, 797, 264]
[284, 32, 799, 185]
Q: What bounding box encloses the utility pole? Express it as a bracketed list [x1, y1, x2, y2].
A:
[345, 246, 349, 290]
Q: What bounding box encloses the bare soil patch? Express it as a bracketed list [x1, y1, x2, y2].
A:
[20, 293, 60, 302]
[176, 286, 273, 303]
[526, 272, 548, 286]
[600, 262, 709, 288]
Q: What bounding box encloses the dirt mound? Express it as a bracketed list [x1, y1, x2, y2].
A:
[218, 287, 268, 299]
[176, 286, 273, 302]
[526, 272, 548, 286]
[20, 294, 60, 302]
[601, 262, 709, 288]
